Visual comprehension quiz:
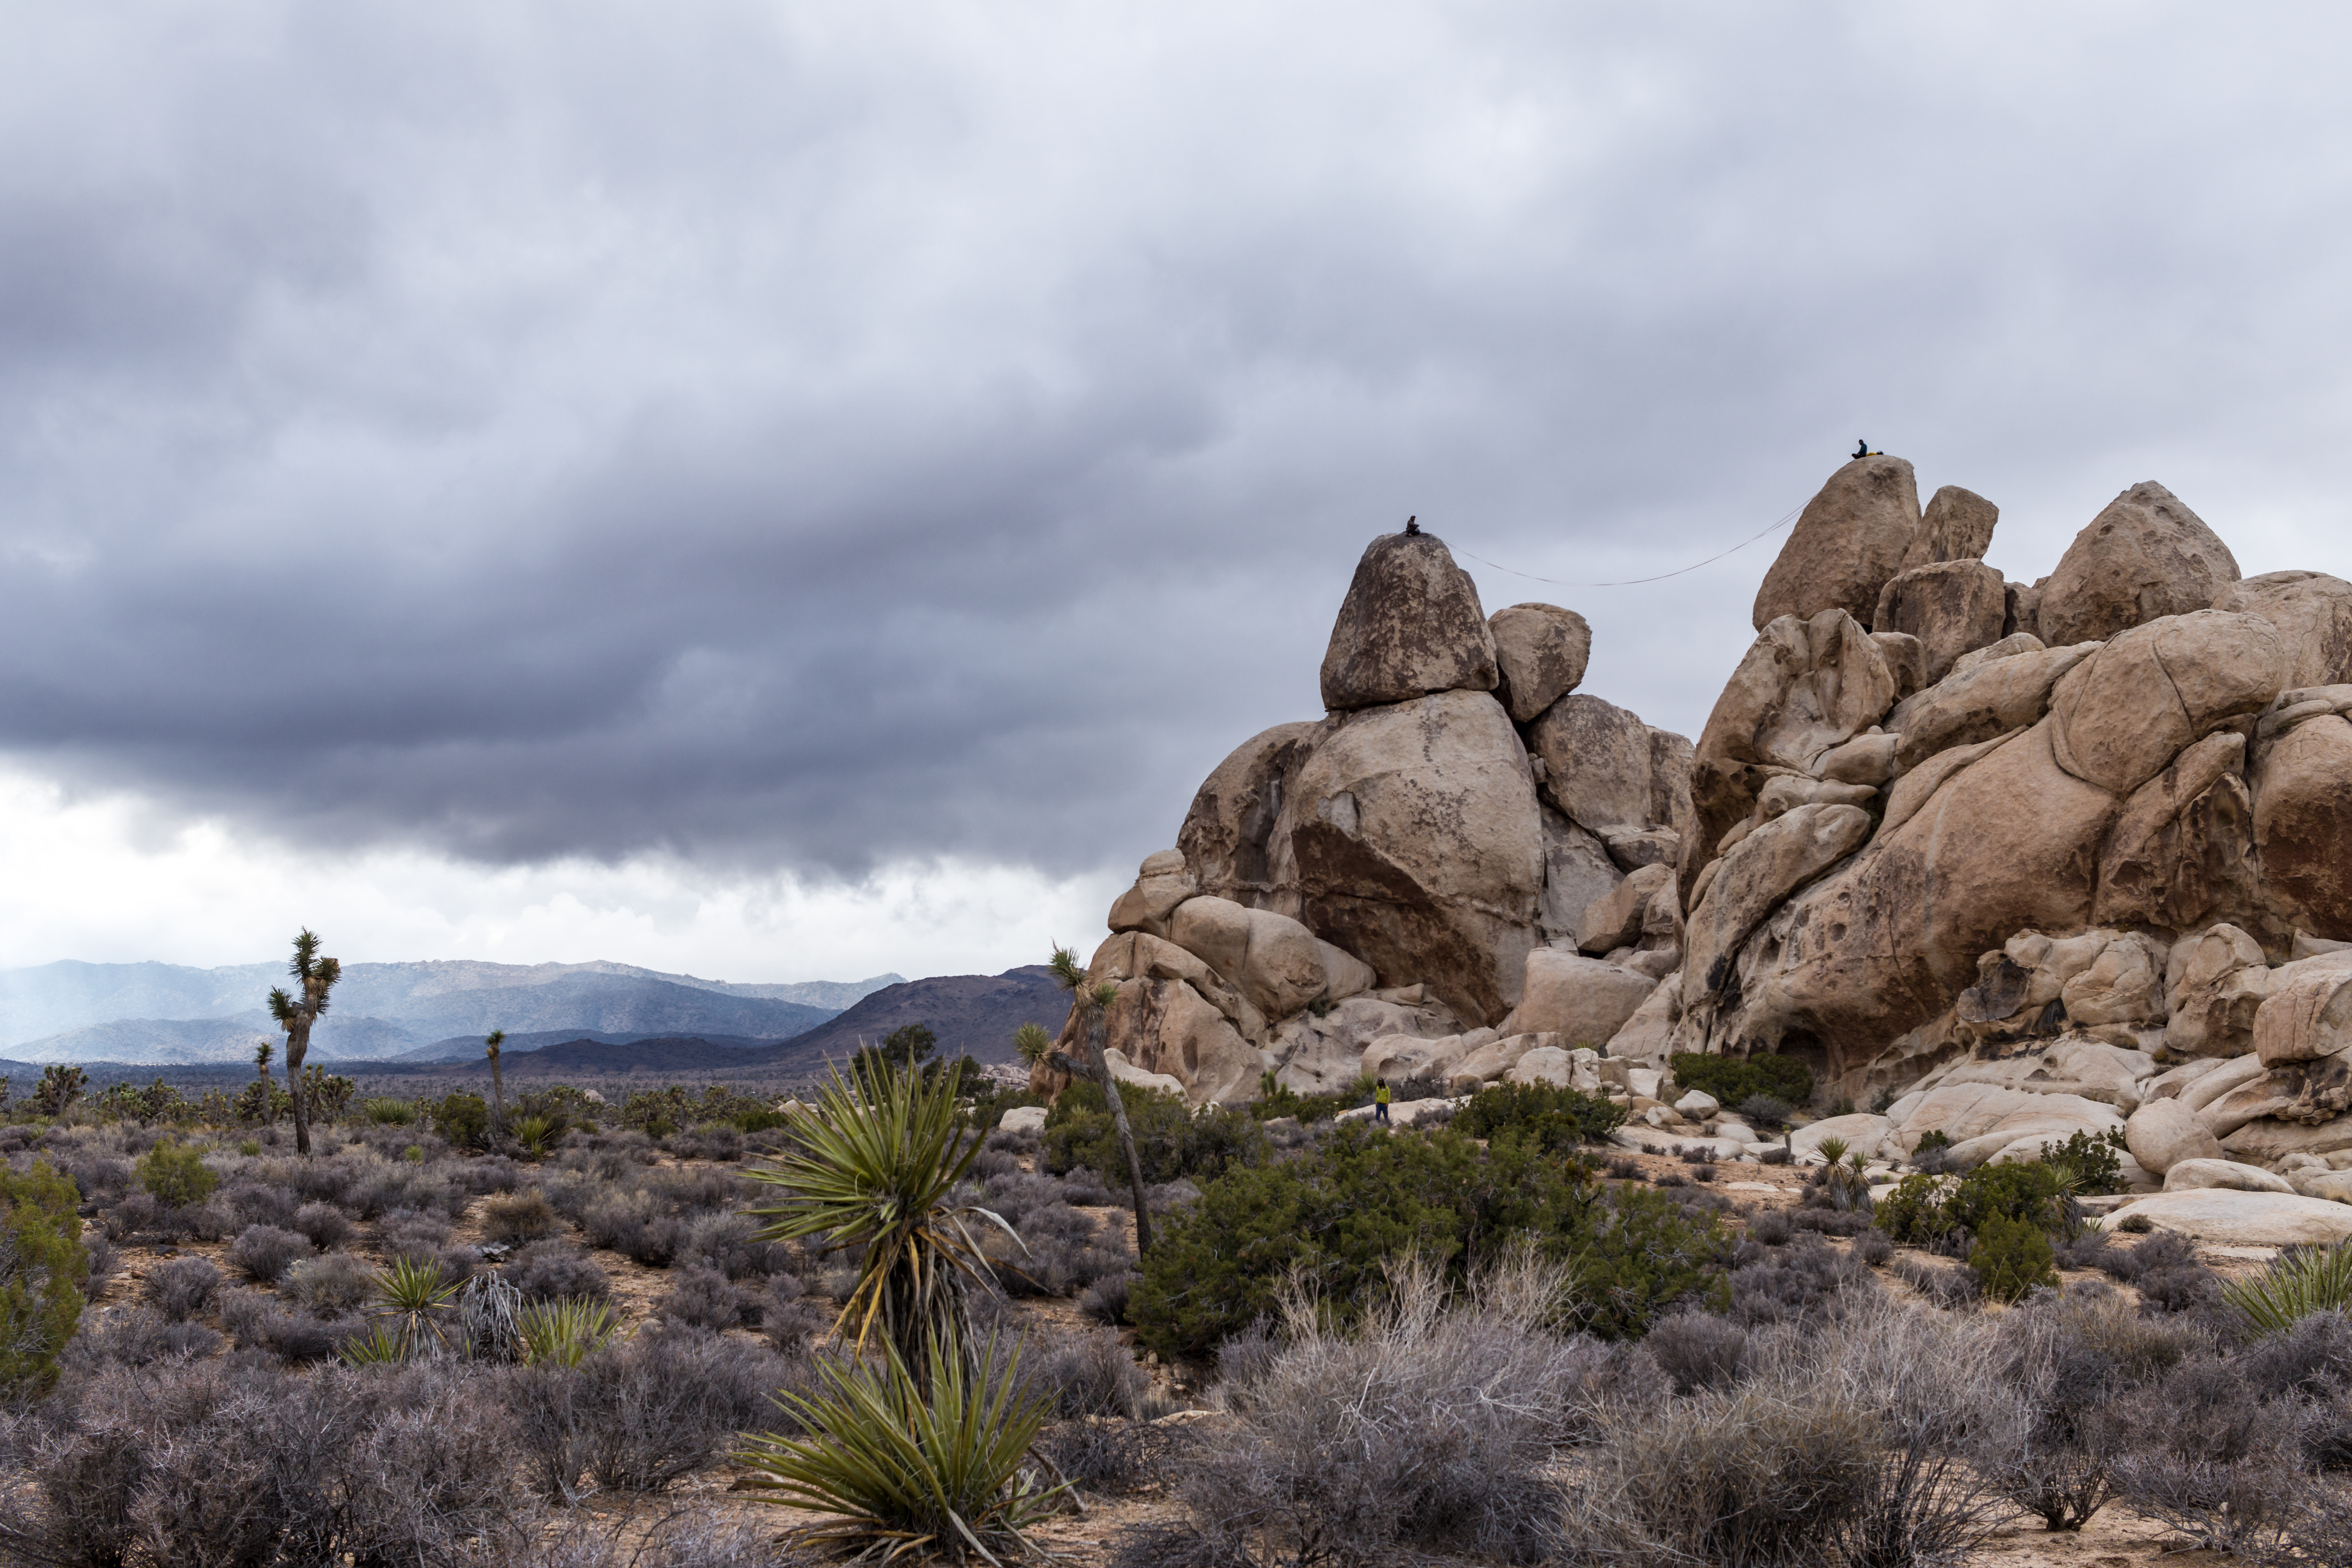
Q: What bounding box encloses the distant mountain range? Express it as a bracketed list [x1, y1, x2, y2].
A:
[358, 967, 1074, 1082]
[0, 959, 900, 1064]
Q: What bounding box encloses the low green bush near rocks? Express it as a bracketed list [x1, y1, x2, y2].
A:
[1129, 1121, 1728, 1357]
[1042, 1080, 1267, 1186]
[1453, 1080, 1627, 1152]
[1669, 1051, 1814, 1111]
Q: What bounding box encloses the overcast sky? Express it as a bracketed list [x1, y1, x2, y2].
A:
[4, 3, 2350, 982]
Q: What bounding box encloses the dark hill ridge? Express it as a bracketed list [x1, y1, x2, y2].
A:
[744, 966, 1069, 1076]
[501, 1035, 769, 1074]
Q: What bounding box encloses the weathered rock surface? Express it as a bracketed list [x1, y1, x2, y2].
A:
[2165, 926, 2272, 1057]
[2092, 730, 2255, 931]
[2049, 611, 2282, 796]
[2099, 1189, 2352, 1246]
[1089, 931, 1266, 1042]
[2211, 571, 2352, 690]
[2163, 1157, 2296, 1194]
[1177, 722, 1319, 909]
[2252, 712, 2352, 940]
[1533, 694, 1653, 831]
[1106, 849, 1200, 938]
[1446, 1031, 1557, 1092]
[1682, 804, 1873, 1007]
[1580, 864, 1675, 955]
[1506, 950, 1657, 1047]
[1537, 809, 1622, 949]
[1265, 993, 1461, 1095]
[2254, 964, 2352, 1066]
[1902, 485, 2000, 568]
[1289, 690, 1543, 1025]
[1320, 530, 1499, 711]
[1752, 456, 1920, 631]
[1790, 1113, 1897, 1161]
[1488, 603, 1591, 723]
[2038, 482, 2242, 647]
[1872, 559, 2010, 684]
[2125, 1096, 2224, 1175]
[1168, 896, 1337, 1022]
[1888, 641, 2098, 772]
[1100, 979, 1262, 1105]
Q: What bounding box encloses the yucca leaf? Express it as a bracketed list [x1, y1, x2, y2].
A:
[2225, 1239, 2352, 1338]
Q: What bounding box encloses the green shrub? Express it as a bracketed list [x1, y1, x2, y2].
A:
[2040, 1129, 2128, 1196]
[136, 1140, 218, 1208]
[1913, 1130, 1952, 1152]
[1453, 1080, 1627, 1152]
[1877, 1160, 2069, 1249]
[364, 1097, 416, 1125]
[1670, 1052, 1813, 1110]
[0, 1160, 90, 1396]
[1250, 1077, 1352, 1123]
[1043, 1080, 1267, 1185]
[427, 1092, 491, 1150]
[1129, 1122, 1726, 1358]
[1970, 1212, 2058, 1302]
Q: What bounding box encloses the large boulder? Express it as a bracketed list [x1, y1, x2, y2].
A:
[2125, 1096, 2225, 1175]
[1532, 694, 1653, 831]
[1900, 485, 2000, 568]
[2037, 482, 2242, 646]
[1683, 610, 1898, 902]
[2211, 571, 2352, 690]
[1488, 603, 1591, 723]
[1288, 690, 1545, 1025]
[1751, 456, 1920, 631]
[1891, 1082, 2123, 1154]
[1537, 808, 1623, 949]
[2091, 730, 2255, 931]
[2049, 611, 2284, 796]
[1682, 803, 1873, 1007]
[1089, 931, 1265, 1042]
[1871, 559, 2010, 685]
[1177, 722, 1320, 911]
[2164, 925, 2272, 1058]
[1168, 896, 1338, 1022]
[1106, 850, 1200, 939]
[2163, 1158, 2297, 1194]
[1320, 530, 1498, 711]
[1505, 950, 1658, 1047]
[1099, 977, 1265, 1106]
[1580, 864, 1675, 955]
[2253, 964, 2352, 1066]
[2098, 1189, 2352, 1247]
[1706, 720, 2123, 1080]
[2252, 713, 2352, 940]
[1888, 641, 2098, 773]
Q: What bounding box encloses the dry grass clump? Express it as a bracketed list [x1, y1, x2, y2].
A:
[480, 1188, 564, 1245]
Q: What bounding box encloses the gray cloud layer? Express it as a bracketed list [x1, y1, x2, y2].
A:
[5, 3, 2351, 886]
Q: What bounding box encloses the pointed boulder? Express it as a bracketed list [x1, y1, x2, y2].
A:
[1320, 530, 1497, 711]
[1751, 456, 1921, 632]
[2038, 482, 2240, 646]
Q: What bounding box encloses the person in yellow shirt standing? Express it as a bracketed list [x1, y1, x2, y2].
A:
[1374, 1077, 1392, 1125]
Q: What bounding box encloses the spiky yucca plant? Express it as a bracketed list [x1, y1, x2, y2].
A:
[519, 1297, 624, 1367]
[745, 1056, 1012, 1373]
[2224, 1239, 2352, 1338]
[737, 1333, 1064, 1564]
[1011, 1022, 1054, 1067]
[512, 1113, 558, 1158]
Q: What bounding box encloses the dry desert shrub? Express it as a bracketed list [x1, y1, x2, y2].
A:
[226, 1222, 313, 1283]
[480, 1188, 565, 1245]
[1128, 1253, 1623, 1567]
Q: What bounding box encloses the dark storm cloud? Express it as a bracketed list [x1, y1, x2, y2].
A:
[4, 2, 2352, 882]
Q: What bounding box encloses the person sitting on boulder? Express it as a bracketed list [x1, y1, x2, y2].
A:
[1374, 1077, 1392, 1125]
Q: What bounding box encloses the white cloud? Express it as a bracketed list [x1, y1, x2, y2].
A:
[0, 766, 1115, 978]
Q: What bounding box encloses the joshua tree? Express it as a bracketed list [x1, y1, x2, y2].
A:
[265, 928, 341, 1156]
[1011, 1022, 1053, 1067]
[485, 1029, 507, 1130]
[1047, 946, 1152, 1257]
[253, 1040, 276, 1126]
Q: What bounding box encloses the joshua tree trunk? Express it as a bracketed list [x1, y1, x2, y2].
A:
[1087, 1007, 1154, 1258]
[485, 1029, 507, 1131]
[266, 929, 341, 1159]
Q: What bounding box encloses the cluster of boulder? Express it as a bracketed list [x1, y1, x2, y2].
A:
[1036, 454, 2352, 1243]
